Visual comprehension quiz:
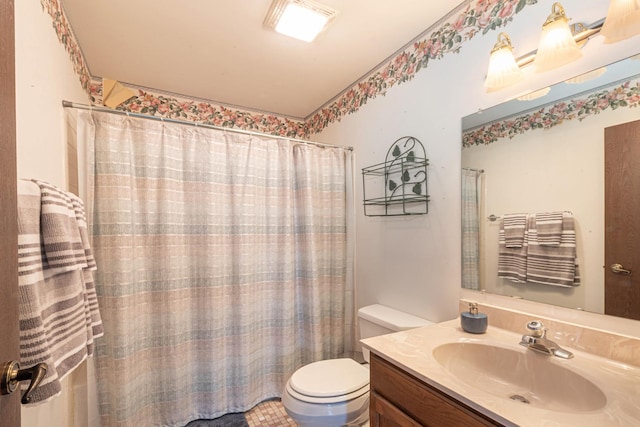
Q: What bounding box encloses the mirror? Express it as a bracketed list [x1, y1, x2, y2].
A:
[461, 54, 640, 316]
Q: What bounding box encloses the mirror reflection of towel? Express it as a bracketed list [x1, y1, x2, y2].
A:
[536, 211, 563, 246]
[527, 212, 580, 287]
[502, 214, 527, 248]
[498, 212, 579, 287]
[498, 215, 531, 283]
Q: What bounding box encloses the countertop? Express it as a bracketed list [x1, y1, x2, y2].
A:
[361, 319, 640, 427]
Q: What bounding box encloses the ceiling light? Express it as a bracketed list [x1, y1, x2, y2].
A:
[600, 0, 640, 43]
[264, 0, 338, 43]
[534, 3, 582, 73]
[484, 32, 524, 92]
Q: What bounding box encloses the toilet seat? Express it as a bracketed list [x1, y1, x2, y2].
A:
[288, 358, 370, 404]
[286, 381, 370, 404]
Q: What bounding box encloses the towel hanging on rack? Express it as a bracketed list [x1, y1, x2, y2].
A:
[527, 211, 580, 287]
[497, 215, 531, 283]
[502, 213, 527, 248]
[17, 179, 103, 404]
[535, 211, 564, 246]
[498, 211, 579, 287]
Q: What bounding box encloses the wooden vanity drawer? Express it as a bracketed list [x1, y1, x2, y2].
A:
[371, 391, 422, 427]
[370, 353, 504, 427]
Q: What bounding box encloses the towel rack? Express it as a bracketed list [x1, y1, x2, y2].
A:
[487, 211, 573, 222]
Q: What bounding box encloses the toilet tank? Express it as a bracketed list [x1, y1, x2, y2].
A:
[358, 304, 432, 362]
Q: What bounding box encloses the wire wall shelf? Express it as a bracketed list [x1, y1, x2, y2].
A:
[362, 136, 429, 216]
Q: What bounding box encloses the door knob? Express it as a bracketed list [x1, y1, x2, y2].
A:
[610, 263, 632, 275]
[1, 361, 47, 404]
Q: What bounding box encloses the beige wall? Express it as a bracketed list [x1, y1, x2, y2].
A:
[15, 0, 87, 187]
[14, 1, 96, 426]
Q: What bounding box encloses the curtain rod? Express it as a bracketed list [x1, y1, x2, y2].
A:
[61, 100, 353, 151]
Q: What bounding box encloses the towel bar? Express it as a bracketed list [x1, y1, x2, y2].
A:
[488, 211, 573, 222]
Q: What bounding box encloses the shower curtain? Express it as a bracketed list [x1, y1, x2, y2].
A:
[77, 110, 354, 426]
[462, 169, 482, 290]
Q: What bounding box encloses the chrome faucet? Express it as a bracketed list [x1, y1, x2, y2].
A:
[519, 320, 574, 359]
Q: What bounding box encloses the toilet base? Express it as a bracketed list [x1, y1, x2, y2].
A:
[284, 407, 369, 427]
[282, 385, 369, 427]
[284, 409, 368, 427]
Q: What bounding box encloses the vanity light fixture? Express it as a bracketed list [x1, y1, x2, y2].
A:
[484, 33, 524, 92]
[600, 0, 640, 43]
[533, 3, 582, 73]
[484, 1, 640, 92]
[264, 0, 338, 42]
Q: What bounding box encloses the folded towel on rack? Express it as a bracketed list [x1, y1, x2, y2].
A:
[497, 215, 532, 283]
[17, 180, 103, 404]
[527, 212, 580, 287]
[535, 211, 564, 246]
[502, 214, 527, 248]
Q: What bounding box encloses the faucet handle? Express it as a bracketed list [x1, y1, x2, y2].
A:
[526, 320, 546, 338]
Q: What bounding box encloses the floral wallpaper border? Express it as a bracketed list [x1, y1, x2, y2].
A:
[462, 79, 640, 148]
[42, 0, 536, 138]
[41, 0, 92, 92]
[305, 0, 538, 134]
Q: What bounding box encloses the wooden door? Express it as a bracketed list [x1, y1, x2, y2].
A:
[0, 0, 19, 424]
[604, 119, 640, 320]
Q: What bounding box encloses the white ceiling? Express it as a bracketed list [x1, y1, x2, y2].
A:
[61, 0, 461, 119]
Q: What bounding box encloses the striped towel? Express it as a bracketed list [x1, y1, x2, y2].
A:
[17, 180, 103, 404]
[535, 211, 564, 246]
[502, 214, 528, 248]
[527, 212, 580, 287]
[497, 215, 532, 283]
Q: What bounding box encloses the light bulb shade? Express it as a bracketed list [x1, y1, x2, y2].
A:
[484, 33, 524, 91]
[564, 67, 607, 84]
[534, 3, 582, 73]
[601, 0, 640, 43]
[516, 86, 551, 101]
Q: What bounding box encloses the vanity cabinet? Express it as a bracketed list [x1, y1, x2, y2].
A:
[369, 353, 504, 427]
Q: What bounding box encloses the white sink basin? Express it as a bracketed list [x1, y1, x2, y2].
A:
[432, 342, 607, 412]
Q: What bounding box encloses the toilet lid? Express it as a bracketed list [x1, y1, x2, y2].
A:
[289, 358, 369, 398]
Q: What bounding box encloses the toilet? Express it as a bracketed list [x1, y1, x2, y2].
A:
[282, 304, 433, 427]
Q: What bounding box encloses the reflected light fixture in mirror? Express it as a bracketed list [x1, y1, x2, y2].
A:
[564, 66, 607, 84]
[484, 32, 524, 92]
[601, 0, 640, 43]
[516, 86, 550, 101]
[534, 2, 582, 73]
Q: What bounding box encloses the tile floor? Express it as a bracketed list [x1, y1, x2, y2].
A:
[245, 399, 297, 427]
